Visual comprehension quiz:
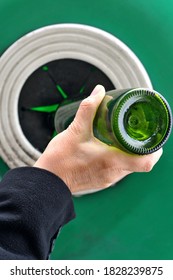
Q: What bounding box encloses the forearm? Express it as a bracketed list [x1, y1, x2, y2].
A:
[0, 167, 75, 260]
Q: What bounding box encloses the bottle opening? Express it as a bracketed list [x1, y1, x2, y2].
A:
[124, 98, 166, 142]
[111, 89, 172, 154]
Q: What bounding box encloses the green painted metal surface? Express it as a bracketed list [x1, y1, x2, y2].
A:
[0, 0, 173, 259]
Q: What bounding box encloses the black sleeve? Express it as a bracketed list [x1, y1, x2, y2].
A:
[0, 167, 75, 260]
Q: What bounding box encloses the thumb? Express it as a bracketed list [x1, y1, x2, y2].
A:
[72, 85, 106, 135]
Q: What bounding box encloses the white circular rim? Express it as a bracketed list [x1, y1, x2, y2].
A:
[0, 23, 152, 168]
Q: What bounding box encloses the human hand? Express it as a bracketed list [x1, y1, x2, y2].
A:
[34, 85, 163, 195]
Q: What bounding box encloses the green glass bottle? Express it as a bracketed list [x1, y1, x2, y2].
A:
[54, 88, 172, 155]
[93, 88, 172, 154]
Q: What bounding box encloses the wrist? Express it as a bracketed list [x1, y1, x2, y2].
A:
[34, 152, 72, 192]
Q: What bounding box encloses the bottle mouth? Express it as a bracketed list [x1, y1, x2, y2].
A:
[111, 88, 172, 154]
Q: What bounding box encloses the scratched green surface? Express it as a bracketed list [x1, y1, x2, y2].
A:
[0, 0, 173, 259]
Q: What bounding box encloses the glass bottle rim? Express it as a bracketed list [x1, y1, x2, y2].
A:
[111, 88, 172, 154]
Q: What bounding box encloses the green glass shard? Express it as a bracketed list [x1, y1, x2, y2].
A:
[56, 85, 68, 99]
[30, 103, 59, 113]
[52, 129, 58, 138]
[42, 66, 49, 71]
[79, 85, 85, 94]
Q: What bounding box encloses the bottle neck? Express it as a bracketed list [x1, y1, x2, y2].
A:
[54, 89, 129, 134]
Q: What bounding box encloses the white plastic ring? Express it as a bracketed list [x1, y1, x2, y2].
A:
[0, 24, 152, 168]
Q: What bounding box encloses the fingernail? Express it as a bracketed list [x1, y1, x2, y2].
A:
[90, 85, 105, 96]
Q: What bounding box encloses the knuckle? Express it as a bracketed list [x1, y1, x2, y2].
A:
[80, 97, 94, 109]
[143, 159, 154, 172]
[99, 160, 117, 185]
[129, 155, 154, 173]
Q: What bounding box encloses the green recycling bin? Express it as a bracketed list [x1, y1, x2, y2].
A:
[0, 0, 173, 260]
